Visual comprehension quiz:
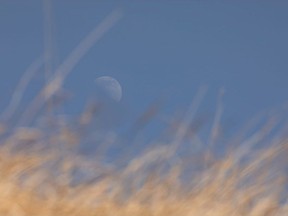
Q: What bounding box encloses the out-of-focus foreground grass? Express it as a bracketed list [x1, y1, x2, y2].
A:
[0, 93, 288, 216]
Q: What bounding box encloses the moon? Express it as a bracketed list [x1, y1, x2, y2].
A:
[95, 76, 122, 102]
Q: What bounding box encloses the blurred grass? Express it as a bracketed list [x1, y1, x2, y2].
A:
[0, 94, 288, 215]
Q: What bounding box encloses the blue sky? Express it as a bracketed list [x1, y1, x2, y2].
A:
[1, 1, 288, 141]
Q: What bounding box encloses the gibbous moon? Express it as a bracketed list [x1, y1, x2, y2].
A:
[95, 76, 122, 102]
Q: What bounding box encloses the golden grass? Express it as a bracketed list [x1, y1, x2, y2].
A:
[0, 110, 288, 215]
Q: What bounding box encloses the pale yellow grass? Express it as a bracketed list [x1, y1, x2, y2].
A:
[0, 117, 287, 215]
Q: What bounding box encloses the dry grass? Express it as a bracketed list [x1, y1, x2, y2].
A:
[0, 103, 288, 216]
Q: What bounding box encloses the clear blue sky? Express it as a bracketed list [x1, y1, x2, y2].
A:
[1, 1, 288, 140]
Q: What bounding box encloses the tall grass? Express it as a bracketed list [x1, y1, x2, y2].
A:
[0, 88, 288, 215]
